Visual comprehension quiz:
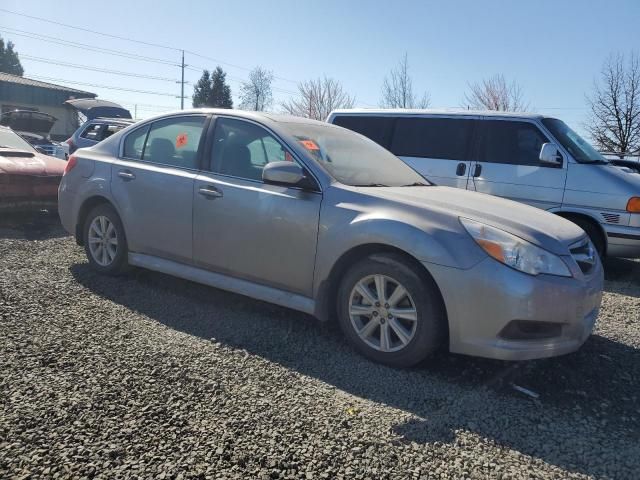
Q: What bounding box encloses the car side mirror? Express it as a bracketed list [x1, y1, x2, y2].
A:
[539, 143, 563, 167]
[262, 161, 305, 186]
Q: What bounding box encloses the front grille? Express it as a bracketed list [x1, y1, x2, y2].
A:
[570, 238, 597, 275]
[601, 212, 620, 224]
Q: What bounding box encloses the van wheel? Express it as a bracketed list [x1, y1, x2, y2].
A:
[83, 204, 129, 275]
[570, 218, 605, 258]
[337, 254, 446, 367]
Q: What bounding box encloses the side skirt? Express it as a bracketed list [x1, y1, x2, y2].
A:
[128, 253, 316, 315]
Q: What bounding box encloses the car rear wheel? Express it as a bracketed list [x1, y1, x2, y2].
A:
[337, 254, 446, 367]
[83, 204, 129, 275]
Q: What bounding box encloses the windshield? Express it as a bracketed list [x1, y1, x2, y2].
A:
[541, 118, 607, 164]
[0, 128, 36, 152]
[281, 122, 428, 187]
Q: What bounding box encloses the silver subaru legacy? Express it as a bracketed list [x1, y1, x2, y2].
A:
[58, 110, 603, 367]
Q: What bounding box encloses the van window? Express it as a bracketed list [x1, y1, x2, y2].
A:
[390, 117, 473, 160]
[332, 116, 394, 149]
[480, 120, 549, 166]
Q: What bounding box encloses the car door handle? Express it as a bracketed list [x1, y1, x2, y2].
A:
[473, 164, 482, 177]
[118, 170, 136, 180]
[456, 162, 466, 176]
[198, 186, 223, 198]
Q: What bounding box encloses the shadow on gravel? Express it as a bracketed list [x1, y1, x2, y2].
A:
[0, 212, 68, 240]
[603, 257, 640, 297]
[70, 263, 640, 478]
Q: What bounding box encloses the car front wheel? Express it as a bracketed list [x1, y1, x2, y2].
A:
[337, 254, 446, 367]
[83, 203, 129, 275]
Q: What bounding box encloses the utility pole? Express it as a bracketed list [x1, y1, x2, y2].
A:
[180, 50, 185, 110]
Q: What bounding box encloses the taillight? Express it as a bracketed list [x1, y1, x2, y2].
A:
[65, 138, 72, 146]
[64, 155, 78, 175]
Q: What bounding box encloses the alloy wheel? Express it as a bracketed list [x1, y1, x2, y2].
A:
[88, 215, 118, 267]
[348, 274, 418, 352]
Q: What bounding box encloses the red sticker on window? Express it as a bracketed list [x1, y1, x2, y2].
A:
[299, 139, 319, 151]
[285, 151, 294, 162]
[176, 133, 188, 148]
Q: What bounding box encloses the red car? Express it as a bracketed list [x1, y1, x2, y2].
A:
[0, 125, 67, 213]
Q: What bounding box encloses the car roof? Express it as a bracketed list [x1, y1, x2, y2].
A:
[90, 117, 136, 124]
[139, 108, 329, 127]
[328, 108, 547, 120]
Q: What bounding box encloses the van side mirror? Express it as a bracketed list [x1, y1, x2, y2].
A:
[539, 143, 563, 167]
[263, 161, 305, 186]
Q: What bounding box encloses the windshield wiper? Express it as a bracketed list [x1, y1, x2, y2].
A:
[401, 181, 430, 187]
[352, 183, 390, 187]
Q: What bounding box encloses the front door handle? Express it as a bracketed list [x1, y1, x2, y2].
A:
[473, 163, 482, 178]
[456, 162, 466, 176]
[118, 170, 136, 180]
[198, 186, 223, 198]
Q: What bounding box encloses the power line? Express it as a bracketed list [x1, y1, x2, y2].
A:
[26, 74, 180, 97]
[0, 8, 180, 52]
[0, 26, 179, 66]
[20, 54, 182, 83]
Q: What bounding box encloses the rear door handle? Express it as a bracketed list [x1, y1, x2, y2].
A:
[198, 186, 223, 198]
[118, 170, 135, 180]
[456, 162, 466, 176]
[473, 163, 482, 177]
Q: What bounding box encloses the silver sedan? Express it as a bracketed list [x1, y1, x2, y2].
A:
[58, 110, 603, 367]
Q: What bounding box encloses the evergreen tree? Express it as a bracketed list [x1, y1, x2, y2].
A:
[210, 66, 233, 108]
[192, 70, 212, 108]
[0, 35, 24, 76]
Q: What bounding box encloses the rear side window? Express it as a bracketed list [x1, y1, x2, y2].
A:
[102, 124, 125, 140]
[81, 124, 102, 140]
[480, 121, 549, 166]
[122, 125, 150, 159]
[390, 117, 473, 160]
[332, 116, 395, 149]
[142, 116, 205, 169]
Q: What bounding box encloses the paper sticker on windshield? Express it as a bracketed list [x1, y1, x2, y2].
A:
[299, 139, 320, 151]
[176, 133, 188, 148]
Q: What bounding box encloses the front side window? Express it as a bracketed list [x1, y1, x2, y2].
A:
[332, 116, 395, 149]
[480, 120, 549, 166]
[390, 117, 473, 161]
[211, 118, 291, 181]
[541, 118, 607, 164]
[142, 116, 205, 169]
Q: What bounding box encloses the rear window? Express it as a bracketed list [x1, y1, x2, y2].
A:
[81, 124, 102, 140]
[331, 116, 395, 149]
[390, 117, 473, 160]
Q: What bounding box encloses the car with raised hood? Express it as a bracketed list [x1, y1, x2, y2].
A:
[0, 125, 67, 212]
[58, 110, 603, 367]
[63, 98, 134, 154]
[0, 110, 68, 160]
[327, 110, 640, 259]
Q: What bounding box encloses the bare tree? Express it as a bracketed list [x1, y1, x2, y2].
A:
[239, 66, 274, 111]
[464, 74, 529, 111]
[380, 53, 430, 108]
[586, 53, 640, 156]
[281, 77, 355, 120]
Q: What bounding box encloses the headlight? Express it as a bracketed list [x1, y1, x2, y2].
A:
[460, 218, 572, 277]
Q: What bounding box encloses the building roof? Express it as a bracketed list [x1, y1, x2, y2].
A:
[0, 72, 96, 97]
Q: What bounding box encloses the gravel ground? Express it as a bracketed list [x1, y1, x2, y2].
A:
[1, 217, 639, 480]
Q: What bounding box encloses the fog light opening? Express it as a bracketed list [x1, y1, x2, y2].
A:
[499, 320, 563, 341]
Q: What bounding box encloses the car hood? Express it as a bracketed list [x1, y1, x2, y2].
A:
[0, 111, 57, 135]
[0, 148, 66, 176]
[355, 185, 585, 255]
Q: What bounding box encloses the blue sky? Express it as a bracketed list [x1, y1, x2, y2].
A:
[2, 0, 640, 134]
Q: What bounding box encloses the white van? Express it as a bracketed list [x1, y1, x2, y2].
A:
[327, 109, 640, 258]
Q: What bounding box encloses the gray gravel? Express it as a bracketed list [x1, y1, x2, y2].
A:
[1, 218, 639, 480]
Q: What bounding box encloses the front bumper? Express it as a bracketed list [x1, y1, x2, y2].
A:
[0, 174, 61, 212]
[426, 256, 604, 361]
[604, 223, 640, 258]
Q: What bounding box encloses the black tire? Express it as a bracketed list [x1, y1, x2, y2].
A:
[570, 217, 605, 258]
[83, 203, 129, 275]
[337, 253, 447, 367]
